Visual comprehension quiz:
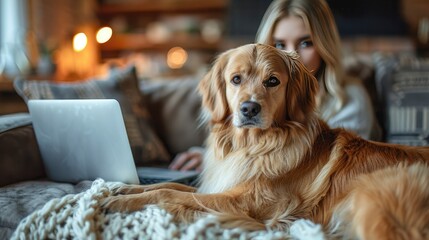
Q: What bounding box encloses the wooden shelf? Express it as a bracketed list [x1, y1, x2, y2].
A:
[100, 33, 222, 52]
[0, 77, 27, 115]
[97, 0, 228, 61]
[0, 78, 14, 92]
[98, 0, 228, 14]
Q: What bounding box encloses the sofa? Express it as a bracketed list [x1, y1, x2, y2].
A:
[1, 51, 428, 239]
[0, 65, 212, 238]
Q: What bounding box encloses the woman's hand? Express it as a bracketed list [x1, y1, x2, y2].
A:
[168, 147, 204, 172]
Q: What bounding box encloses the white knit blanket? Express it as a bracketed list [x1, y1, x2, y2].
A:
[11, 179, 325, 240]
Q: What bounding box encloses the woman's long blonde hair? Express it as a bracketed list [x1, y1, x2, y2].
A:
[256, 0, 346, 120]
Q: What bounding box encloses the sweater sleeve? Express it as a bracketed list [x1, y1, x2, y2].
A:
[326, 82, 381, 140]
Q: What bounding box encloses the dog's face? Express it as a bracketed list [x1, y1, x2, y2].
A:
[199, 44, 318, 129]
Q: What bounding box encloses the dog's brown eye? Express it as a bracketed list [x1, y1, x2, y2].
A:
[263, 77, 280, 88]
[231, 76, 241, 85]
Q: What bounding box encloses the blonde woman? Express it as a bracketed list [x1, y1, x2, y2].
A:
[170, 0, 380, 171]
[256, 0, 380, 140]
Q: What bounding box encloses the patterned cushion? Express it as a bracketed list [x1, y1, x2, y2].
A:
[13, 65, 171, 166]
[373, 53, 429, 146]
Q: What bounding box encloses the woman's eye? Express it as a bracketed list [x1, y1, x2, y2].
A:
[274, 42, 285, 50]
[298, 40, 313, 49]
[231, 75, 241, 85]
[263, 77, 280, 87]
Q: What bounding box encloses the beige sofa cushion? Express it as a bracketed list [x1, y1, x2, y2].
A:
[141, 76, 209, 156]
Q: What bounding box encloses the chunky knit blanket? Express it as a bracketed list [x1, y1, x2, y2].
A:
[11, 179, 325, 240]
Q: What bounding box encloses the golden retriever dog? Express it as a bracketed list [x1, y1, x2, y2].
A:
[103, 44, 429, 239]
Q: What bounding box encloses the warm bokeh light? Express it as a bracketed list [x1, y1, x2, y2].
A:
[167, 47, 188, 69]
[96, 26, 113, 44]
[73, 32, 87, 52]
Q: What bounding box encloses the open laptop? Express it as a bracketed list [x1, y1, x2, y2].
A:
[28, 99, 199, 185]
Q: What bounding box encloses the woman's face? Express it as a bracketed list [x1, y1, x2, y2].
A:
[272, 16, 321, 76]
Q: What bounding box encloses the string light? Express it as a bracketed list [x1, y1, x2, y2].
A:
[73, 32, 87, 52]
[96, 27, 113, 44]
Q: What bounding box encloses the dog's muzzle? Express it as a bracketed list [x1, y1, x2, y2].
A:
[235, 101, 265, 128]
[240, 101, 261, 118]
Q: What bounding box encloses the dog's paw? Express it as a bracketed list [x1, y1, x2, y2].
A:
[101, 195, 148, 213]
[113, 184, 163, 195]
[114, 185, 145, 195]
[101, 196, 128, 212]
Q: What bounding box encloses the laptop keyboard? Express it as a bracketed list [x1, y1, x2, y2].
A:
[139, 178, 170, 185]
[136, 167, 200, 186]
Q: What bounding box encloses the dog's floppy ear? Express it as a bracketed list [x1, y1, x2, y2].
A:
[198, 51, 230, 123]
[281, 52, 318, 123]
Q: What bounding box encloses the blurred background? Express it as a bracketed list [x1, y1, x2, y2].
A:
[0, 0, 428, 98]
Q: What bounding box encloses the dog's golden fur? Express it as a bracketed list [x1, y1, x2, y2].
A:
[103, 44, 429, 239]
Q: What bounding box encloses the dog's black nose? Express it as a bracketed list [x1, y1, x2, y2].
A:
[240, 101, 261, 118]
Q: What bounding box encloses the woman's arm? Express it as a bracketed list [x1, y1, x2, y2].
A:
[169, 147, 204, 172]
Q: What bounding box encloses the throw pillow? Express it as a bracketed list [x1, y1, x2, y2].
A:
[0, 113, 45, 187]
[13, 65, 171, 166]
[373, 53, 429, 146]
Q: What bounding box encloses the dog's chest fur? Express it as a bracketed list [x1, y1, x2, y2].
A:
[197, 150, 244, 193]
[197, 126, 317, 194]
